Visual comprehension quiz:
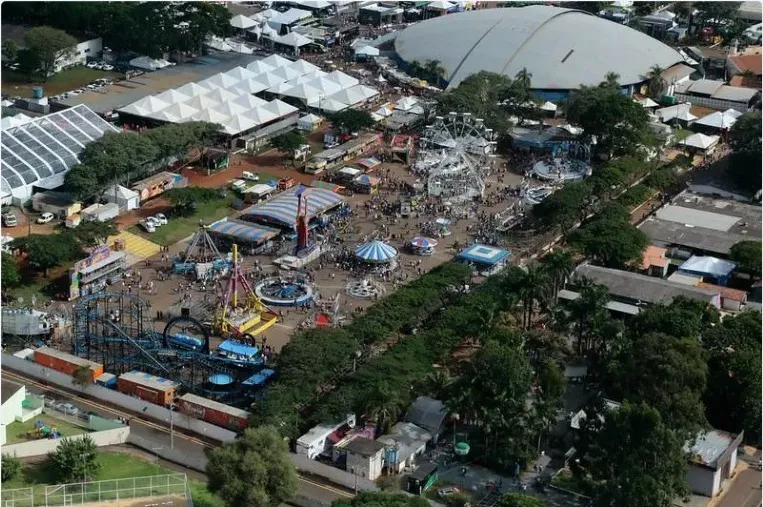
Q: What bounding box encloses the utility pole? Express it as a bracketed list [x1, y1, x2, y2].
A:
[170, 404, 175, 450]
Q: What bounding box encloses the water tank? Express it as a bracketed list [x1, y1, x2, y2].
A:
[32, 87, 44, 100]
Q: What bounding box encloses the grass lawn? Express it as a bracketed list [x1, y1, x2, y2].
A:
[6, 260, 76, 307]
[130, 196, 235, 246]
[5, 415, 88, 445]
[550, 469, 591, 496]
[1, 67, 123, 98]
[671, 127, 694, 142]
[1, 451, 224, 507]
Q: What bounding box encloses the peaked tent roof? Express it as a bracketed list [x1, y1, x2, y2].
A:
[253, 71, 287, 87]
[154, 89, 191, 105]
[316, 97, 348, 112]
[231, 78, 269, 95]
[224, 66, 258, 82]
[277, 31, 313, 47]
[395, 96, 419, 111]
[120, 95, 171, 115]
[695, 110, 738, 129]
[288, 59, 320, 74]
[174, 82, 213, 98]
[355, 240, 398, 263]
[246, 59, 276, 73]
[681, 132, 720, 150]
[214, 101, 251, 117]
[264, 99, 299, 116]
[230, 13, 257, 29]
[282, 82, 324, 101]
[269, 65, 304, 81]
[205, 87, 241, 104]
[199, 73, 242, 90]
[244, 106, 279, 125]
[259, 54, 293, 69]
[232, 94, 269, 109]
[191, 109, 231, 125]
[162, 102, 201, 120]
[223, 114, 259, 135]
[324, 70, 359, 88]
[428, 0, 456, 10]
[679, 255, 736, 277]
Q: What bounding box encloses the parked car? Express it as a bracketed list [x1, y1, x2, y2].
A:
[242, 171, 259, 181]
[2, 212, 18, 227]
[102, 64, 114, 71]
[56, 403, 79, 416]
[86, 61, 98, 68]
[140, 220, 156, 233]
[146, 216, 162, 227]
[79, 410, 98, 421]
[44, 398, 58, 408]
[278, 177, 296, 190]
[152, 213, 168, 225]
[37, 212, 55, 224]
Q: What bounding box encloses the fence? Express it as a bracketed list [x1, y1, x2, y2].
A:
[674, 93, 751, 113]
[1, 427, 130, 458]
[0, 487, 33, 507]
[43, 473, 189, 506]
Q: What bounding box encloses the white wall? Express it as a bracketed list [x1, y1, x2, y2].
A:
[2, 427, 129, 458]
[1, 385, 25, 425]
[54, 37, 103, 73]
[347, 450, 383, 481]
[686, 464, 721, 497]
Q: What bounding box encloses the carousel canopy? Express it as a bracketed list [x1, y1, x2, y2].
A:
[355, 240, 398, 263]
[411, 237, 438, 248]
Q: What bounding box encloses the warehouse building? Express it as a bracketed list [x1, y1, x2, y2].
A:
[393, 5, 686, 99]
[1, 105, 119, 205]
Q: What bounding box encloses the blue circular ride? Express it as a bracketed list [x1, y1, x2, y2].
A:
[254, 278, 315, 307]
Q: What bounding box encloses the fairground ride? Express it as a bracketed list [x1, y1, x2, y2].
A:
[213, 244, 278, 340]
[71, 292, 268, 404]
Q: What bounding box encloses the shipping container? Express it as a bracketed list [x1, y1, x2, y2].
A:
[95, 372, 117, 389]
[34, 347, 103, 382]
[117, 370, 180, 407]
[179, 393, 249, 431]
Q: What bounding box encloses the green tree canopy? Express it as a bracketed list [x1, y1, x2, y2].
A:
[23, 26, 77, 78]
[566, 76, 650, 157]
[531, 181, 593, 235]
[206, 426, 297, 507]
[630, 297, 720, 340]
[1, 453, 21, 482]
[333, 492, 430, 507]
[269, 131, 308, 164]
[606, 332, 707, 435]
[49, 436, 100, 482]
[703, 311, 762, 444]
[328, 109, 376, 133]
[496, 493, 546, 507]
[568, 212, 649, 269]
[728, 112, 762, 190]
[13, 233, 81, 276]
[2, 39, 18, 61]
[1, 252, 21, 287]
[71, 220, 118, 248]
[729, 240, 761, 276]
[585, 402, 688, 507]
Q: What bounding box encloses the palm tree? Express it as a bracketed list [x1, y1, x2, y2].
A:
[421, 369, 454, 399]
[568, 282, 611, 356]
[517, 266, 549, 330]
[601, 71, 621, 88]
[365, 382, 404, 433]
[647, 64, 667, 99]
[424, 59, 447, 88]
[409, 60, 423, 79]
[672, 2, 694, 34]
[540, 250, 575, 303]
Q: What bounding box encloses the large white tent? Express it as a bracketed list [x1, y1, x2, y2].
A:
[694, 110, 739, 129]
[117, 56, 378, 134]
[230, 14, 257, 29]
[276, 32, 313, 48]
[680, 133, 720, 150]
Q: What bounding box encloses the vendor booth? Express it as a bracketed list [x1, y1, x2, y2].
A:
[456, 243, 510, 276]
[357, 157, 382, 171]
[353, 174, 380, 194]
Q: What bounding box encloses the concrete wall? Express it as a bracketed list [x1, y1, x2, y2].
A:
[2, 427, 129, 458]
[1, 385, 25, 425]
[686, 464, 720, 497]
[55, 38, 103, 73]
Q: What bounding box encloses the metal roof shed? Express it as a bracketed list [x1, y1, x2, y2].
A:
[404, 396, 447, 437]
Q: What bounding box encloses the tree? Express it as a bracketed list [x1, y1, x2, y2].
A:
[729, 241, 762, 277]
[269, 131, 307, 165]
[568, 213, 649, 269]
[585, 402, 688, 507]
[328, 110, 376, 133]
[1, 453, 21, 482]
[424, 59, 447, 87]
[703, 312, 762, 444]
[647, 64, 667, 100]
[408, 60, 423, 78]
[2, 39, 18, 61]
[14, 233, 80, 276]
[496, 493, 545, 507]
[1, 252, 21, 288]
[436, 71, 517, 134]
[23, 26, 77, 78]
[364, 382, 406, 434]
[72, 365, 93, 387]
[164, 187, 219, 217]
[540, 250, 574, 302]
[72, 220, 118, 248]
[728, 111, 762, 190]
[531, 181, 593, 235]
[606, 332, 707, 435]
[49, 436, 100, 482]
[568, 281, 620, 357]
[630, 297, 720, 340]
[333, 492, 429, 507]
[695, 2, 742, 28]
[206, 426, 297, 507]
[516, 266, 548, 329]
[631, 2, 655, 16]
[566, 77, 650, 157]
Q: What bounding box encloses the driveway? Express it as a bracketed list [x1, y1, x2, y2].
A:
[716, 467, 762, 507]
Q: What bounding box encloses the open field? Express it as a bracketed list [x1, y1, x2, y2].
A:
[129, 196, 235, 246]
[5, 414, 88, 445]
[2, 67, 123, 99]
[1, 451, 223, 507]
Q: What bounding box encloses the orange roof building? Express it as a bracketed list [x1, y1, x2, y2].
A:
[640, 246, 670, 277]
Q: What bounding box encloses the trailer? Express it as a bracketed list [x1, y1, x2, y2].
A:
[296, 414, 356, 460]
[34, 347, 104, 382]
[179, 393, 249, 430]
[81, 202, 120, 223]
[117, 370, 180, 407]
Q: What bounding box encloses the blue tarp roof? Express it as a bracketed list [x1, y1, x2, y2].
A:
[242, 185, 344, 230]
[679, 255, 736, 277]
[457, 244, 510, 266]
[243, 368, 276, 386]
[218, 340, 260, 357]
[208, 220, 280, 243]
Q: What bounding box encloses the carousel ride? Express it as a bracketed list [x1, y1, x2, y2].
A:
[355, 240, 399, 266]
[254, 276, 316, 307]
[409, 237, 438, 256]
[346, 279, 386, 299]
[173, 226, 230, 280]
[415, 112, 497, 203]
[213, 244, 278, 340]
[531, 141, 592, 183]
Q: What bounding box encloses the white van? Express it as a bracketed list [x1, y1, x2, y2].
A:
[231, 179, 247, 191]
[242, 171, 259, 181]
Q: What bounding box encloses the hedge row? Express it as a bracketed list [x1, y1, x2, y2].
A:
[251, 262, 472, 432]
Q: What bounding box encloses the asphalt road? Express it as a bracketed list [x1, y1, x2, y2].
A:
[3, 370, 351, 505]
[717, 467, 763, 507]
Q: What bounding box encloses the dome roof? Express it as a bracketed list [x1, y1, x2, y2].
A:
[394, 5, 684, 90]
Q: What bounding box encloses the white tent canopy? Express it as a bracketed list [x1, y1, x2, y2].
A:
[317, 98, 349, 113]
[694, 110, 738, 129]
[230, 14, 256, 29]
[637, 97, 659, 108]
[656, 103, 697, 123]
[680, 133, 720, 150]
[129, 56, 170, 71]
[276, 31, 313, 48]
[428, 0, 455, 10]
[540, 101, 558, 111]
[355, 45, 380, 56]
[395, 96, 419, 111]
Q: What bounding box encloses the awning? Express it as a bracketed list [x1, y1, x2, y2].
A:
[357, 157, 381, 169]
[310, 180, 345, 192]
[208, 220, 280, 243]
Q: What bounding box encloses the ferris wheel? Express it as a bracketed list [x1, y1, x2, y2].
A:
[420, 112, 497, 172]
